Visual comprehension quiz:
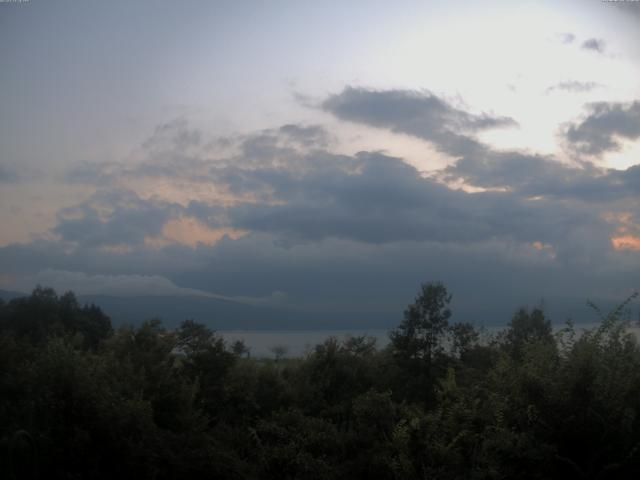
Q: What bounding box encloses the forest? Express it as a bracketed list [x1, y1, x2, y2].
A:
[2, 284, 640, 479]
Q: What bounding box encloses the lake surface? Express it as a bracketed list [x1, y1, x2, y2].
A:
[220, 329, 391, 357]
[221, 322, 640, 358]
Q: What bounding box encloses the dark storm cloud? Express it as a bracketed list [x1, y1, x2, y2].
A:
[322, 87, 517, 156]
[581, 38, 606, 53]
[564, 101, 640, 156]
[546, 80, 601, 94]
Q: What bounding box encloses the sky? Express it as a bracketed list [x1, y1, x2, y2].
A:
[1, 0, 639, 326]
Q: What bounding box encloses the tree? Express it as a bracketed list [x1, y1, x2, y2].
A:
[270, 344, 289, 362]
[504, 307, 554, 359]
[390, 282, 452, 364]
[449, 321, 479, 359]
[342, 335, 377, 357]
[389, 282, 452, 405]
[176, 319, 216, 356]
[175, 319, 236, 416]
[0, 287, 112, 349]
[231, 339, 250, 358]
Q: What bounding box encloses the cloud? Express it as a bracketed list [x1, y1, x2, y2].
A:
[63, 121, 333, 192]
[546, 80, 601, 94]
[0, 230, 635, 326]
[612, 236, 640, 252]
[5, 269, 289, 306]
[54, 189, 182, 248]
[613, 3, 640, 21]
[319, 87, 622, 217]
[581, 38, 606, 54]
[322, 87, 517, 156]
[54, 114, 640, 261]
[558, 32, 575, 44]
[9, 269, 216, 297]
[564, 100, 640, 156]
[5, 110, 640, 326]
[142, 118, 202, 153]
[0, 165, 20, 183]
[0, 163, 41, 184]
[439, 149, 640, 202]
[318, 87, 640, 203]
[278, 124, 330, 148]
[215, 150, 608, 258]
[442, 150, 589, 194]
[64, 161, 122, 186]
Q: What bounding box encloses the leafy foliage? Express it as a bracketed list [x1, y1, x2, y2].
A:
[1, 285, 640, 479]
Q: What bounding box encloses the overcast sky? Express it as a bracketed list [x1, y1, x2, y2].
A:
[1, 0, 639, 325]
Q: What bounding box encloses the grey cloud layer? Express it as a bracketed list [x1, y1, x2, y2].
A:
[55, 189, 182, 247]
[320, 87, 588, 198]
[1, 224, 635, 325]
[322, 87, 516, 157]
[546, 81, 601, 94]
[0, 163, 41, 184]
[558, 32, 575, 44]
[219, 150, 607, 254]
[320, 87, 640, 201]
[54, 121, 630, 269]
[565, 101, 640, 156]
[582, 38, 606, 53]
[4, 87, 640, 324]
[0, 165, 20, 183]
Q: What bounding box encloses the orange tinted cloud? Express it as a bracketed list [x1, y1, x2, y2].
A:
[146, 216, 247, 249]
[611, 235, 640, 252]
[101, 244, 134, 254]
[604, 212, 640, 251]
[531, 241, 556, 258]
[603, 212, 634, 234]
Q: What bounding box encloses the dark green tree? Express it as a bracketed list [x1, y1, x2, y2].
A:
[504, 307, 554, 360]
[175, 319, 236, 417]
[449, 321, 479, 359]
[389, 282, 452, 405]
[0, 287, 112, 349]
[390, 282, 452, 363]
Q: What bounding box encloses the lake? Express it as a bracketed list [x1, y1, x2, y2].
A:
[220, 329, 391, 357]
[220, 322, 640, 358]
